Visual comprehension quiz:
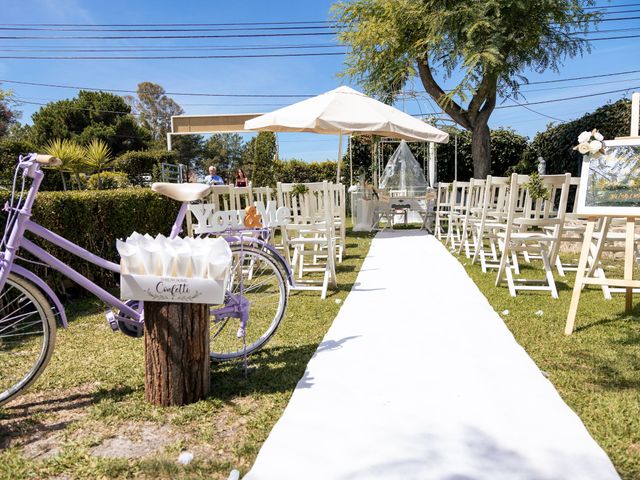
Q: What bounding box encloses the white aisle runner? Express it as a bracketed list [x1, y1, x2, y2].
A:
[244, 231, 619, 480]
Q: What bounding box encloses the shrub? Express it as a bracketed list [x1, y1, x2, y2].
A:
[436, 127, 529, 181]
[114, 149, 179, 186]
[0, 189, 181, 296]
[86, 171, 131, 190]
[274, 159, 338, 183]
[528, 98, 632, 176]
[0, 138, 65, 190]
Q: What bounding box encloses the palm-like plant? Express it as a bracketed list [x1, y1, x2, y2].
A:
[84, 139, 114, 190]
[44, 139, 87, 190]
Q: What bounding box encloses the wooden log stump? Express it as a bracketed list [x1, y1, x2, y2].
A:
[144, 302, 210, 406]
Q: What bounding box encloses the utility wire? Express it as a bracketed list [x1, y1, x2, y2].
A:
[0, 44, 341, 53]
[0, 25, 339, 33]
[14, 86, 638, 118]
[495, 86, 638, 109]
[0, 28, 637, 53]
[0, 78, 316, 98]
[0, 32, 337, 40]
[504, 98, 567, 122]
[0, 21, 334, 27]
[0, 51, 346, 60]
[1, 33, 638, 59]
[0, 16, 638, 40]
[584, 2, 640, 9]
[3, 68, 640, 97]
[525, 68, 640, 85]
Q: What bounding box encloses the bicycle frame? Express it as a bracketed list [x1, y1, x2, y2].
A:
[0, 157, 188, 323]
[0, 155, 293, 330]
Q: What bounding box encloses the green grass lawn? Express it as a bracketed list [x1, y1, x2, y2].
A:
[3, 229, 640, 479]
[0, 230, 374, 480]
[457, 250, 640, 480]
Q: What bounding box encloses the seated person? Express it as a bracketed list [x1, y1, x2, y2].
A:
[204, 166, 224, 186]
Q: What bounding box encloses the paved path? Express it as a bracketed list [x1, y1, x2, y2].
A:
[244, 231, 619, 480]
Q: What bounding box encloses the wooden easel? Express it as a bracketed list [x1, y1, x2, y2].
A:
[565, 216, 639, 334]
[564, 92, 640, 335]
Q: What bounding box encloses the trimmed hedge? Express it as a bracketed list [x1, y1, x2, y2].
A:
[4, 189, 180, 296]
[527, 99, 632, 175]
[114, 149, 179, 186]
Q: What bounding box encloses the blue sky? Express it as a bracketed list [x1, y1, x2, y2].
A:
[1, 0, 639, 162]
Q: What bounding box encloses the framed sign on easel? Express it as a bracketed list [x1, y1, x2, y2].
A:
[564, 92, 640, 334]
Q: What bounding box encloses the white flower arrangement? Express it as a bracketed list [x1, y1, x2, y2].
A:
[574, 129, 605, 156]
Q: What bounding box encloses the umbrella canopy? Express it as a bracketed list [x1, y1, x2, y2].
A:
[244, 86, 449, 144]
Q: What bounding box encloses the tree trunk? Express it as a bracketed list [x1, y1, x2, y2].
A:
[471, 120, 491, 179]
[144, 301, 210, 406]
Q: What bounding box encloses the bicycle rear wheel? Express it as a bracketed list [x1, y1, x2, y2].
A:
[210, 245, 287, 361]
[0, 273, 56, 406]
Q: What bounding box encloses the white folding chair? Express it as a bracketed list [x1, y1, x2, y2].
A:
[280, 181, 338, 299]
[495, 173, 571, 298]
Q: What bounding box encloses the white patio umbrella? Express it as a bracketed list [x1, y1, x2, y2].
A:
[244, 86, 449, 184]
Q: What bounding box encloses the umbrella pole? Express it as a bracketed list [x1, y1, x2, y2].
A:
[349, 135, 353, 186]
[336, 132, 343, 184]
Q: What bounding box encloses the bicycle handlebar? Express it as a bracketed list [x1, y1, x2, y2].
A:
[33, 154, 62, 166]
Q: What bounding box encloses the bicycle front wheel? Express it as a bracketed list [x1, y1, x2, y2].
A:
[210, 245, 287, 361]
[0, 273, 56, 406]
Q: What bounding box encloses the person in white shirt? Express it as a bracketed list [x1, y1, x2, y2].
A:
[204, 165, 224, 185]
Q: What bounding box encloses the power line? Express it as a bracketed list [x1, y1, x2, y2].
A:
[15, 95, 289, 108]
[0, 16, 637, 41]
[0, 44, 342, 53]
[525, 68, 640, 85]
[578, 27, 640, 34]
[495, 86, 637, 109]
[0, 25, 338, 33]
[504, 98, 567, 122]
[0, 29, 633, 53]
[0, 32, 337, 40]
[575, 33, 640, 41]
[0, 51, 345, 60]
[519, 76, 640, 92]
[0, 21, 333, 27]
[588, 14, 640, 21]
[2, 34, 638, 59]
[0, 78, 315, 98]
[0, 11, 636, 33]
[4, 67, 640, 99]
[584, 2, 640, 9]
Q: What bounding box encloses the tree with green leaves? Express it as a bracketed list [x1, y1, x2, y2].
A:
[0, 88, 20, 138]
[31, 90, 150, 155]
[247, 132, 277, 187]
[332, 0, 599, 178]
[203, 133, 245, 178]
[171, 134, 204, 181]
[127, 82, 184, 141]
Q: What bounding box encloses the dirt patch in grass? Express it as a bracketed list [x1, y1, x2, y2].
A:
[0, 383, 98, 451]
[1, 381, 256, 470]
[91, 423, 175, 459]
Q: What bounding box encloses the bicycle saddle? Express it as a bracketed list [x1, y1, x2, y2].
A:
[151, 183, 212, 202]
[35, 154, 62, 167]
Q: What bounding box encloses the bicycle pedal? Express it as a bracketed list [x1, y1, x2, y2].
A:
[105, 310, 119, 332]
[236, 327, 245, 338]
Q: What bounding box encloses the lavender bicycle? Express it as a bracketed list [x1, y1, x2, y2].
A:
[0, 153, 291, 406]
